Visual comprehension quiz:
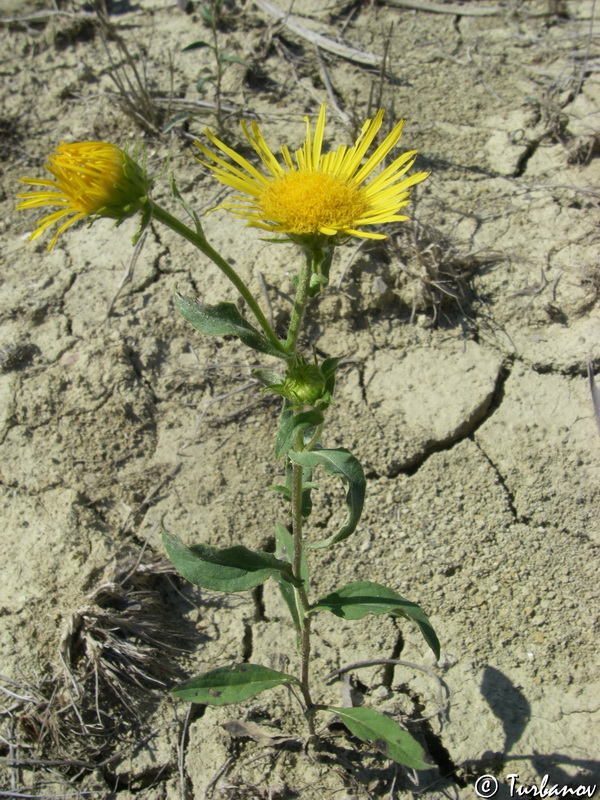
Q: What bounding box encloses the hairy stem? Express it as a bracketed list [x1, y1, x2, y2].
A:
[291, 453, 316, 733]
[288, 243, 317, 731]
[149, 201, 284, 354]
[285, 250, 313, 354]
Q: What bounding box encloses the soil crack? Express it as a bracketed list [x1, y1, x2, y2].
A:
[473, 439, 520, 522]
[241, 622, 253, 662]
[388, 362, 511, 479]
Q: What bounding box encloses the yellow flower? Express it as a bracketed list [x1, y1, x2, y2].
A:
[17, 142, 150, 250]
[194, 104, 428, 242]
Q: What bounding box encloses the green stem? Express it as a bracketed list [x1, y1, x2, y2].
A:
[291, 448, 315, 733]
[149, 200, 284, 354]
[305, 422, 323, 453]
[291, 442, 306, 582]
[284, 250, 313, 355]
[285, 247, 326, 733]
[286, 258, 318, 725]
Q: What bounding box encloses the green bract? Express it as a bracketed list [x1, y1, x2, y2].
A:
[266, 356, 338, 409]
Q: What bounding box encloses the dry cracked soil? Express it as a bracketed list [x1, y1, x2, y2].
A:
[0, 0, 599, 798]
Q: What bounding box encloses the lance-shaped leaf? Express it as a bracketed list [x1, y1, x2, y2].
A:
[163, 112, 192, 135]
[321, 356, 341, 396]
[170, 175, 204, 236]
[288, 448, 365, 548]
[163, 530, 298, 592]
[274, 523, 308, 631]
[330, 706, 430, 770]
[182, 39, 212, 52]
[312, 581, 440, 659]
[172, 664, 300, 705]
[198, 4, 214, 24]
[174, 293, 284, 357]
[252, 367, 284, 388]
[275, 409, 323, 459]
[219, 52, 251, 67]
[275, 523, 309, 583]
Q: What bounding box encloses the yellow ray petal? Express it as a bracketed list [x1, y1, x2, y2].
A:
[312, 105, 327, 171]
[241, 120, 284, 179]
[353, 119, 406, 185]
[203, 129, 269, 186]
[337, 109, 385, 178]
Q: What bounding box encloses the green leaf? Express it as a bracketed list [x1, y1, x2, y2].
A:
[308, 247, 334, 296]
[270, 483, 291, 500]
[169, 176, 204, 237]
[270, 482, 317, 513]
[196, 76, 215, 93]
[275, 409, 323, 459]
[174, 293, 283, 357]
[163, 530, 298, 592]
[182, 39, 212, 52]
[311, 581, 440, 660]
[252, 368, 284, 388]
[273, 523, 307, 631]
[162, 112, 191, 134]
[288, 448, 365, 548]
[219, 52, 251, 67]
[172, 664, 299, 705]
[330, 707, 429, 770]
[321, 357, 341, 396]
[273, 459, 315, 517]
[275, 523, 308, 584]
[198, 4, 214, 24]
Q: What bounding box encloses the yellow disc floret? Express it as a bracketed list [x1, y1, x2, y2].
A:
[260, 172, 368, 236]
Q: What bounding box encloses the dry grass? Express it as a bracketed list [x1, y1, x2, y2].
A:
[384, 219, 501, 324]
[576, 257, 600, 315]
[59, 553, 189, 720]
[94, 0, 171, 135]
[1, 553, 191, 795]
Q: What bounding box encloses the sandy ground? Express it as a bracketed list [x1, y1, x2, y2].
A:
[1, 0, 599, 798]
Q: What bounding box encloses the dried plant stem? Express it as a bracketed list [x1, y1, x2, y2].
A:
[253, 0, 382, 67]
[382, 0, 502, 14]
[208, 0, 224, 133]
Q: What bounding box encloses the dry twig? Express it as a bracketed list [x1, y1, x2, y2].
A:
[253, 0, 382, 67]
[382, 0, 502, 15]
[325, 658, 450, 724]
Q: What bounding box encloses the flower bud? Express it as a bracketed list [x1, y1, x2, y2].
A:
[18, 142, 151, 250]
[282, 360, 327, 406]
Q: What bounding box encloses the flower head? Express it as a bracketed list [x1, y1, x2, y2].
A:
[17, 142, 150, 250]
[194, 104, 428, 243]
